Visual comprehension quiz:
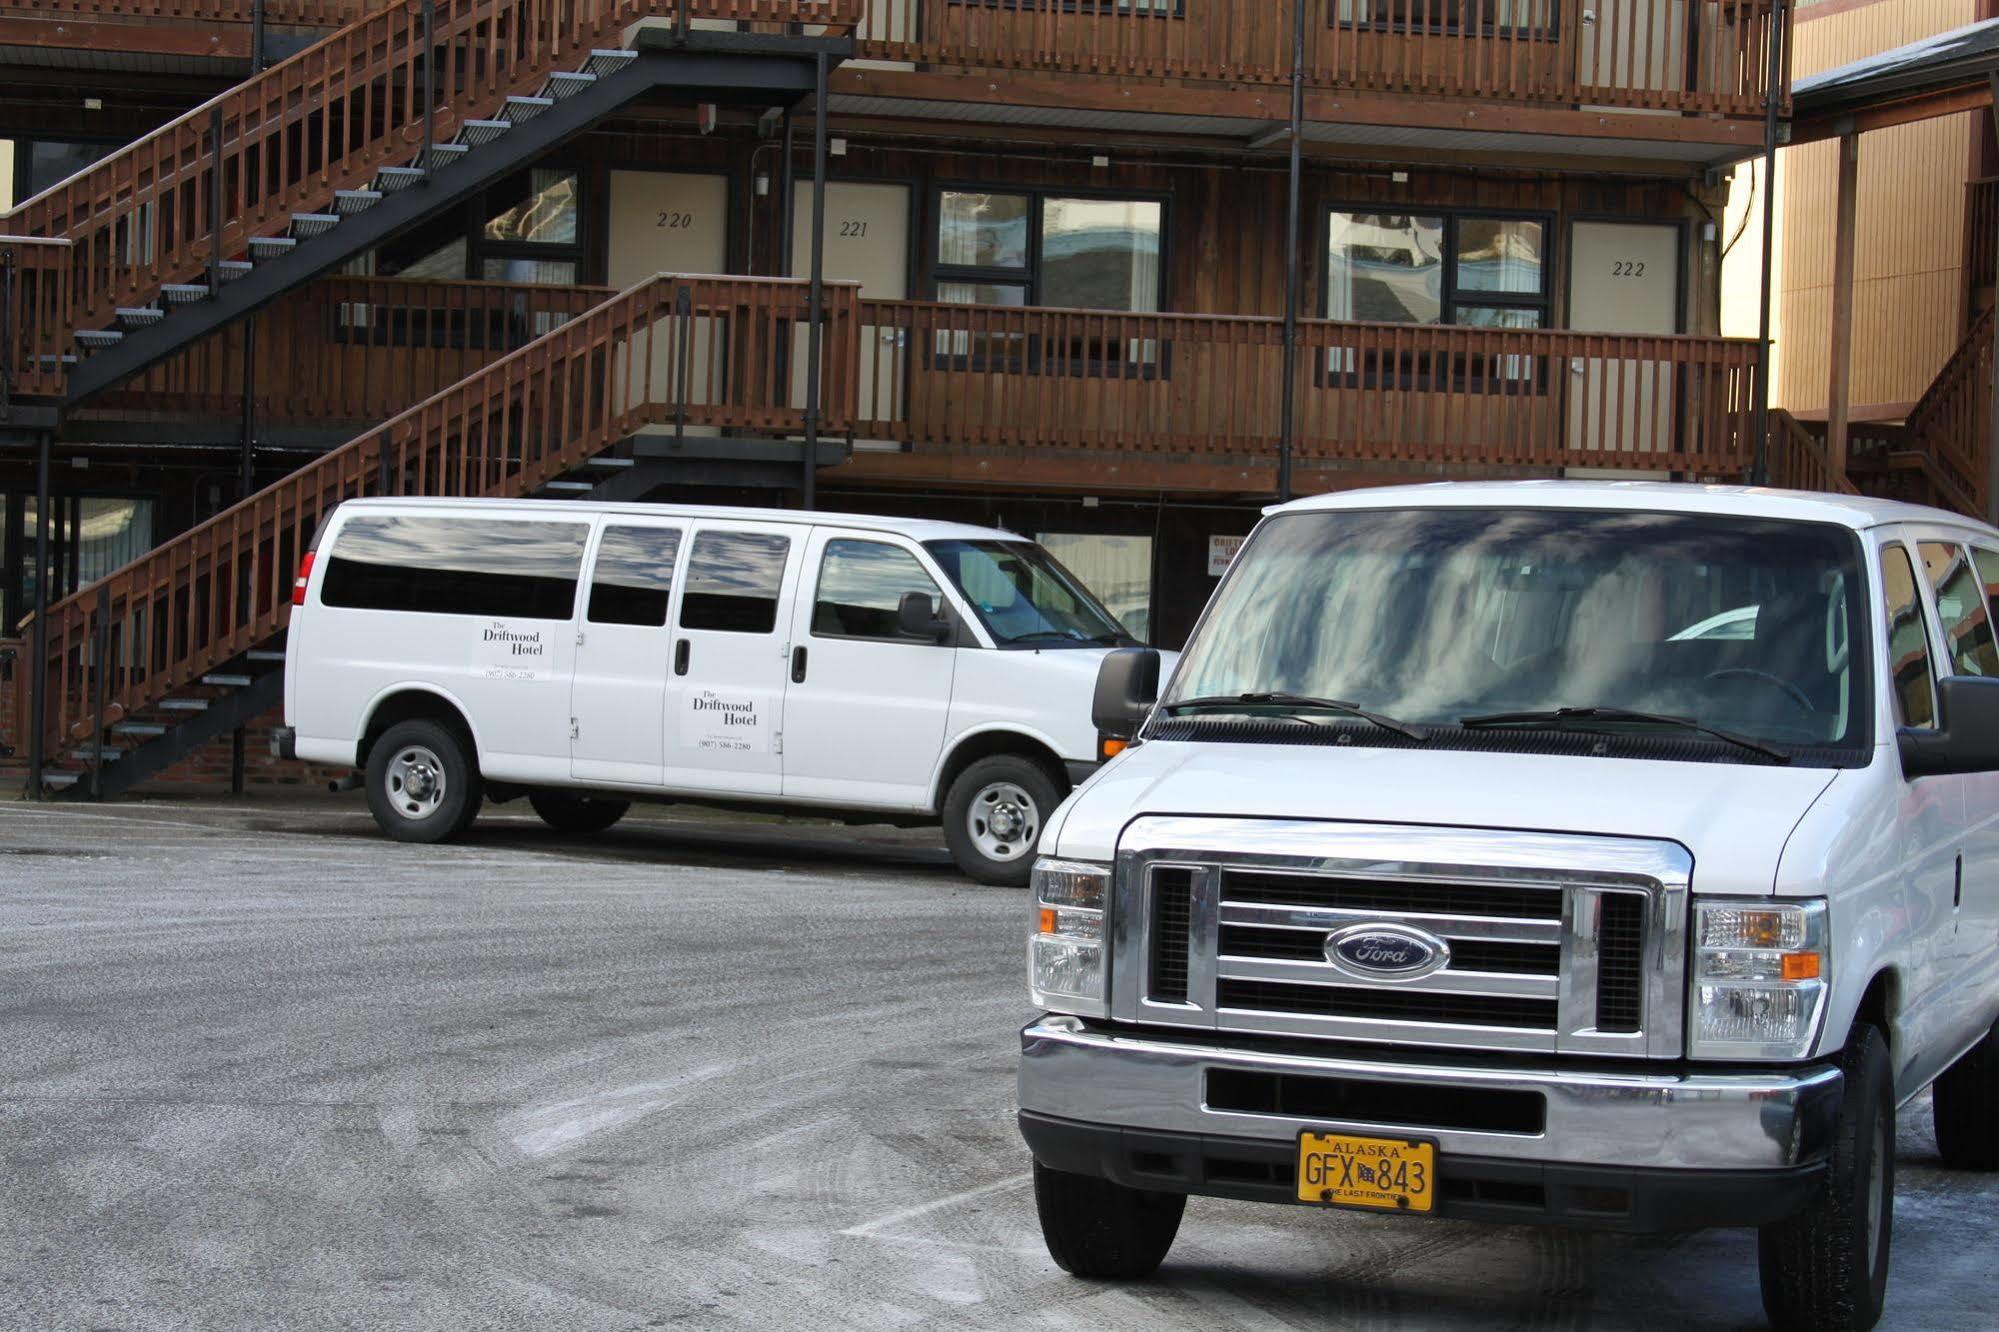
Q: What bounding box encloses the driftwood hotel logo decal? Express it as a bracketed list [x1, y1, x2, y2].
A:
[476, 621, 548, 681]
[682, 688, 767, 755]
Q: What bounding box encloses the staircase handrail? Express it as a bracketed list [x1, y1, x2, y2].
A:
[0, 0, 859, 397]
[1769, 409, 1859, 496]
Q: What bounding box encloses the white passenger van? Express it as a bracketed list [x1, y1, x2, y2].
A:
[277, 498, 1150, 884]
[1023, 481, 1999, 1330]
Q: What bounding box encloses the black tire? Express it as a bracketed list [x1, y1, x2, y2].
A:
[528, 791, 632, 836]
[364, 718, 481, 845]
[1033, 1160, 1184, 1280]
[941, 754, 1063, 887]
[1758, 1023, 1895, 1332]
[1934, 1016, 1999, 1171]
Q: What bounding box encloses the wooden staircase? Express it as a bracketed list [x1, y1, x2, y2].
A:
[0, 0, 858, 407]
[17, 273, 860, 796]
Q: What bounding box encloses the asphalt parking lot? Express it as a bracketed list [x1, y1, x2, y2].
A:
[2, 797, 1994, 1330]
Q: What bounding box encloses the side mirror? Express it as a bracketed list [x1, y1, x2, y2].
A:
[1899, 675, 1999, 777]
[1093, 647, 1161, 740]
[897, 590, 951, 642]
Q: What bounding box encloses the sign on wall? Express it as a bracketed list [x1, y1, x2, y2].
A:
[1208, 535, 1244, 578]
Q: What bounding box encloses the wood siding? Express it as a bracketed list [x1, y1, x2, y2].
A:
[1775, 0, 1978, 416]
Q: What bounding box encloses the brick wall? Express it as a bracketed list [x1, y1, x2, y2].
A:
[0, 639, 21, 776]
[146, 704, 351, 791]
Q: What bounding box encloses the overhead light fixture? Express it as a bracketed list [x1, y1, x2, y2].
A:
[1091, 154, 1110, 168]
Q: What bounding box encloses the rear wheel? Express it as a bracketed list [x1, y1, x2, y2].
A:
[1758, 1022, 1895, 1331]
[528, 791, 631, 836]
[365, 719, 481, 845]
[941, 754, 1062, 887]
[1033, 1160, 1184, 1280]
[1934, 1016, 1999, 1171]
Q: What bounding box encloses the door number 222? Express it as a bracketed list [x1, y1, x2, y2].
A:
[1611, 260, 1647, 278]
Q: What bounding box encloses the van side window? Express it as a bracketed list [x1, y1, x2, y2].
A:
[1974, 547, 1999, 627]
[680, 531, 790, 634]
[813, 540, 944, 640]
[1918, 541, 1999, 677]
[587, 526, 682, 628]
[1881, 544, 1938, 728]
[320, 515, 587, 620]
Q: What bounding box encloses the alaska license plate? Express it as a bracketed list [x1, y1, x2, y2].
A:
[1296, 1132, 1436, 1213]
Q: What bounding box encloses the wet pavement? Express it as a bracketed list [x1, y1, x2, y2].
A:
[1, 797, 1992, 1330]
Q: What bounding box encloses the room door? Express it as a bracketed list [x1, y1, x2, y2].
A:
[791, 181, 911, 436]
[607, 170, 731, 433]
[1564, 221, 1682, 470]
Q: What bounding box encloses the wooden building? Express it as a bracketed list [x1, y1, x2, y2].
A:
[0, 0, 1800, 793]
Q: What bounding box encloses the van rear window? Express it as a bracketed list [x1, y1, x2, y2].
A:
[320, 515, 589, 620]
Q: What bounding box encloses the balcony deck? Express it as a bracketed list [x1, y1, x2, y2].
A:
[78, 276, 1761, 493]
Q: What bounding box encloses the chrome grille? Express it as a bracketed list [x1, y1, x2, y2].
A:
[1110, 817, 1691, 1059]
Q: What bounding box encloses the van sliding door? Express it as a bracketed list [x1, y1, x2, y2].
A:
[570, 521, 685, 786]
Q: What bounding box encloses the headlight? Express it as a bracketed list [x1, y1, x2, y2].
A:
[1030, 858, 1110, 1017]
[1688, 899, 1830, 1059]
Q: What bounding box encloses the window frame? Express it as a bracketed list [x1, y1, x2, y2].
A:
[928, 183, 1172, 380]
[809, 537, 951, 644]
[1330, 0, 1563, 42]
[1318, 203, 1556, 394]
[1880, 538, 1941, 731]
[677, 529, 794, 636]
[584, 523, 686, 630]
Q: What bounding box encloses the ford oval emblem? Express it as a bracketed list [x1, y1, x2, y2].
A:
[1325, 923, 1451, 982]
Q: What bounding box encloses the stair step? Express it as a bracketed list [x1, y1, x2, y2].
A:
[541, 480, 594, 494]
[215, 260, 253, 283]
[374, 166, 426, 194]
[582, 456, 636, 469]
[334, 189, 382, 216]
[502, 95, 554, 123]
[201, 673, 254, 688]
[74, 329, 124, 350]
[39, 771, 81, 789]
[112, 722, 168, 738]
[70, 748, 124, 763]
[455, 119, 511, 148]
[246, 649, 287, 662]
[415, 142, 470, 171]
[543, 70, 596, 100]
[37, 353, 80, 368]
[162, 283, 210, 305]
[160, 698, 211, 712]
[247, 235, 297, 261]
[115, 307, 164, 330]
[289, 212, 340, 239]
[586, 49, 637, 78]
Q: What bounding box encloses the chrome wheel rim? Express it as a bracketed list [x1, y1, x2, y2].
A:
[968, 781, 1039, 863]
[1866, 1111, 1888, 1269]
[386, 745, 448, 821]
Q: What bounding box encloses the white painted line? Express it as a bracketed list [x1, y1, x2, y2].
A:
[840, 1173, 1031, 1238]
[507, 1063, 735, 1158]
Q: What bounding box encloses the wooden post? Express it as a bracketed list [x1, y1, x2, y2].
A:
[1826, 132, 1859, 483]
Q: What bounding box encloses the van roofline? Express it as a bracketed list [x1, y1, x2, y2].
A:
[1268, 479, 1999, 536]
[330, 497, 1025, 543]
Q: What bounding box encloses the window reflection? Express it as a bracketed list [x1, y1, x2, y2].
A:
[813, 540, 943, 639]
[681, 532, 790, 635]
[938, 191, 1030, 269]
[589, 526, 683, 628]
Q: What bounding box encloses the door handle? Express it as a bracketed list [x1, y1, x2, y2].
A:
[791, 645, 808, 683]
[674, 639, 690, 676]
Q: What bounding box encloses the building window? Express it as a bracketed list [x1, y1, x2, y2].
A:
[1333, 0, 1559, 40]
[5, 495, 155, 632]
[12, 138, 117, 201]
[932, 189, 1164, 374]
[1036, 532, 1154, 643]
[1323, 209, 1549, 390]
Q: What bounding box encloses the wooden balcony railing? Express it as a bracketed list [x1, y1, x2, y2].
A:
[21, 274, 860, 766]
[1969, 177, 1999, 292]
[857, 0, 1789, 118]
[1767, 409, 1860, 496]
[12, 1, 376, 23]
[0, 0, 862, 400]
[855, 300, 1761, 476]
[87, 275, 618, 429]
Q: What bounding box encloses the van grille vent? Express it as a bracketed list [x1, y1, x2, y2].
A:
[1595, 893, 1647, 1033]
[1148, 868, 1193, 1004]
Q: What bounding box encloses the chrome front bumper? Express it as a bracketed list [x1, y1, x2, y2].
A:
[1019, 1015, 1843, 1172]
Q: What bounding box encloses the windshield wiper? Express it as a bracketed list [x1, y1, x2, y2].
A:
[1164, 692, 1429, 742]
[1457, 707, 1790, 763]
[1006, 629, 1087, 644]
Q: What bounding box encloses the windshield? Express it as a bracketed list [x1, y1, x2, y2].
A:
[1164, 507, 1870, 756]
[924, 539, 1134, 648]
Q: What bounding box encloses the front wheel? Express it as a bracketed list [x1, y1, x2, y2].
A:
[365, 719, 482, 845]
[1758, 1022, 1895, 1331]
[528, 791, 631, 836]
[941, 755, 1062, 887]
[1033, 1160, 1184, 1280]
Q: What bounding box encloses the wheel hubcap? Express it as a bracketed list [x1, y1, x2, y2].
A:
[968, 781, 1039, 863]
[386, 745, 448, 821]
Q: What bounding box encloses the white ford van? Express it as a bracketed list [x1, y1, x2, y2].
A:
[1021, 481, 1999, 1330]
[277, 498, 1154, 884]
